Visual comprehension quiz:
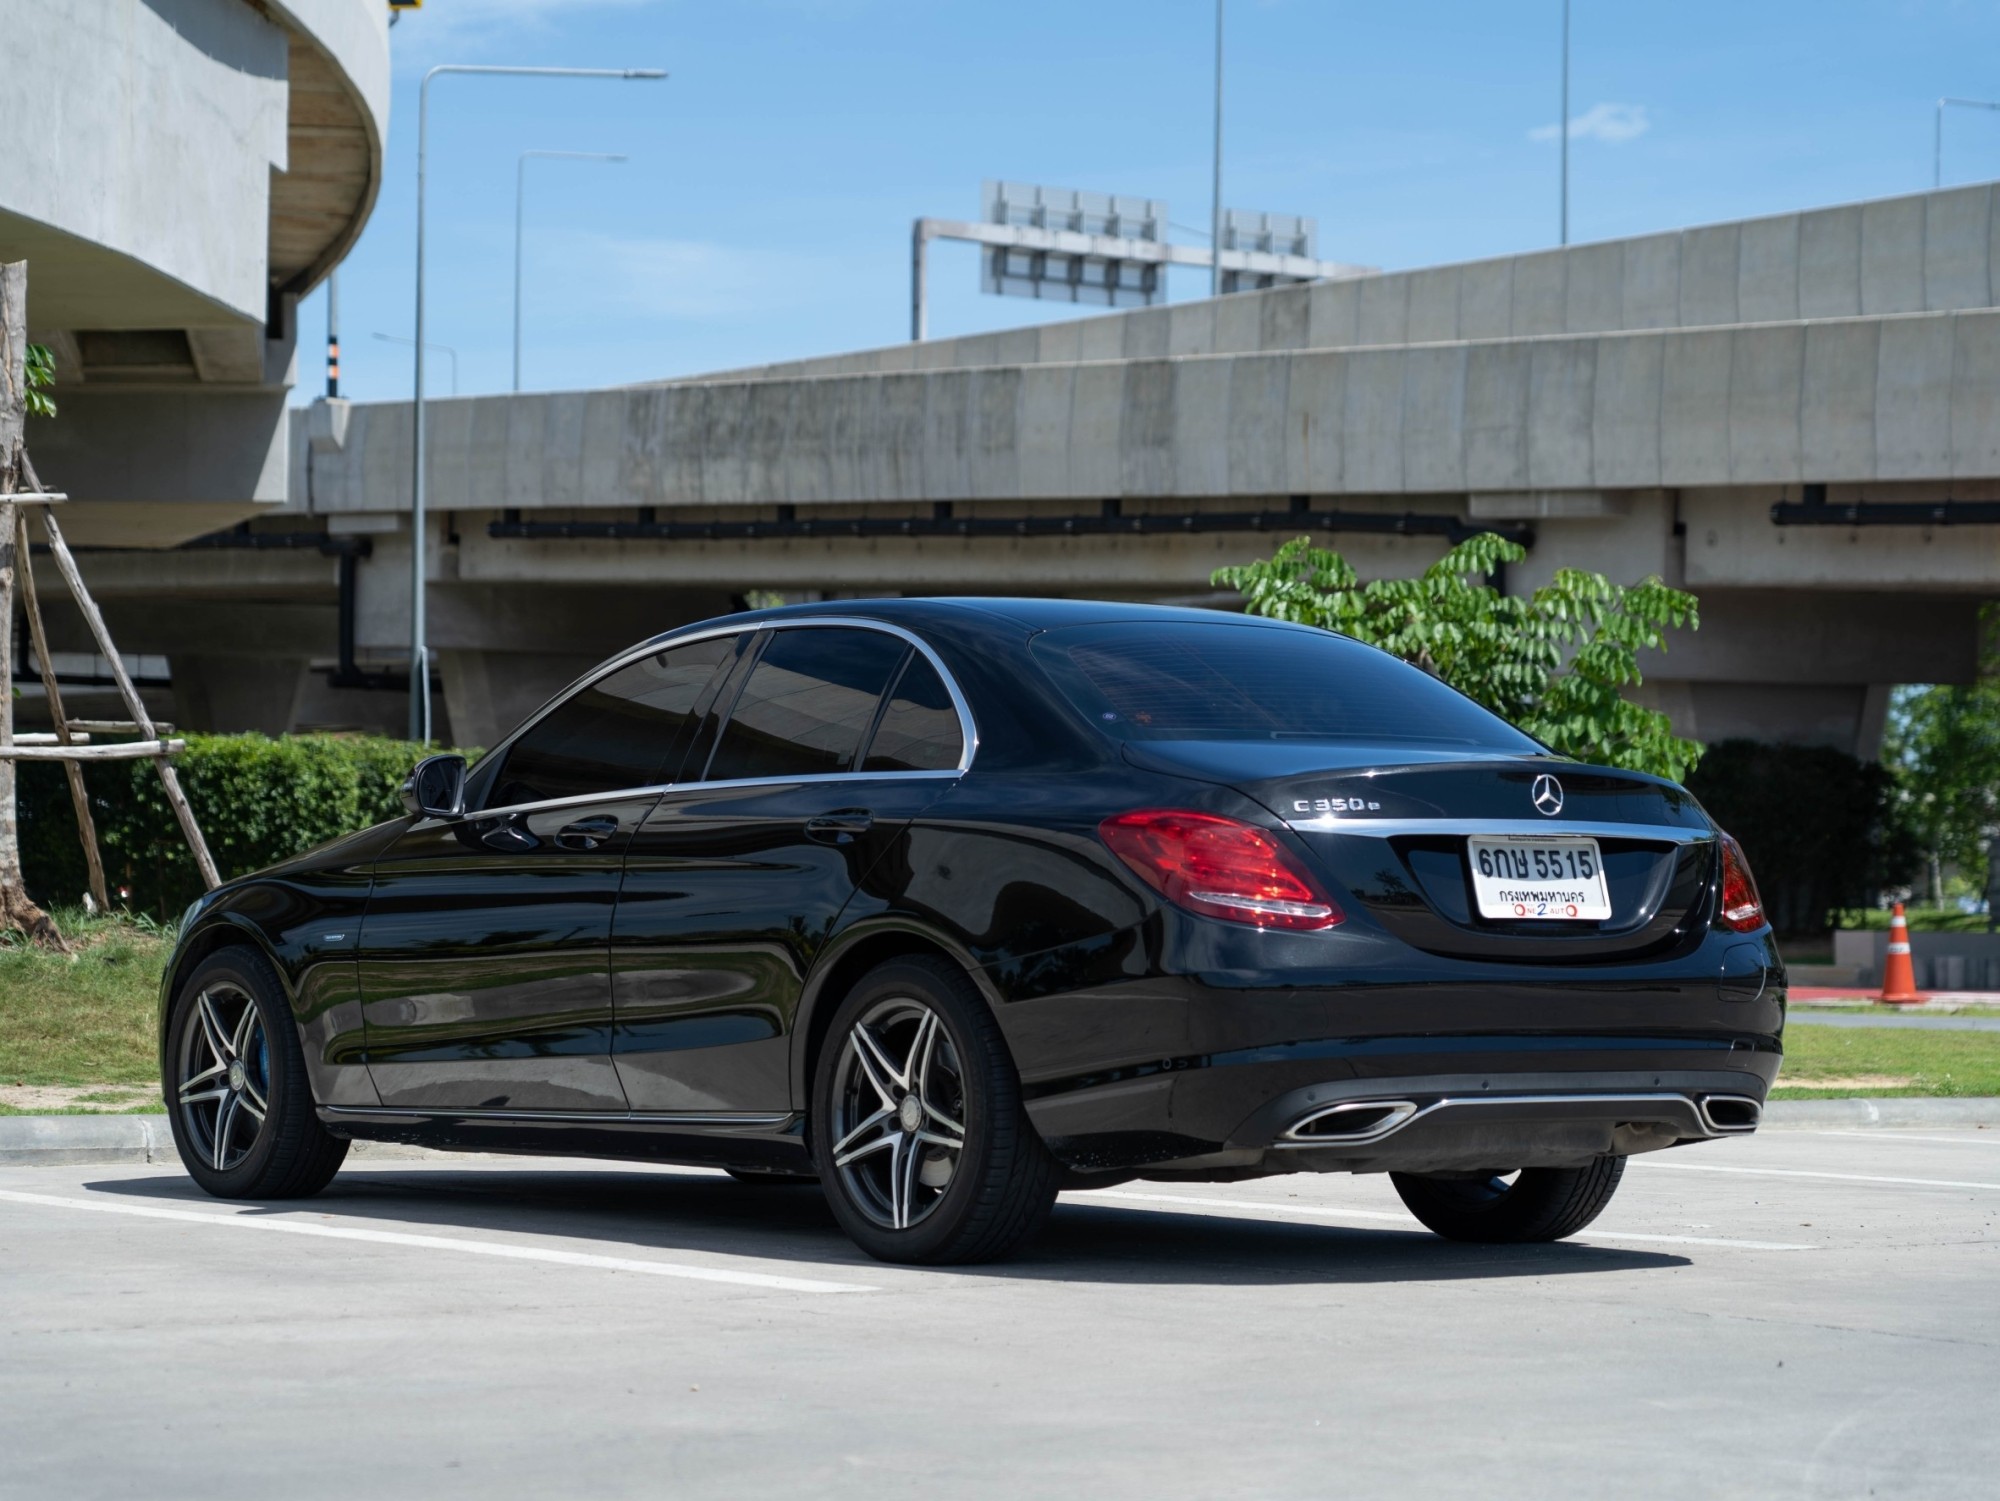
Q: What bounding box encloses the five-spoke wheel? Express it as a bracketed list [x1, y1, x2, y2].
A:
[175, 982, 270, 1173]
[165, 949, 348, 1199]
[827, 998, 969, 1232]
[812, 956, 1060, 1264]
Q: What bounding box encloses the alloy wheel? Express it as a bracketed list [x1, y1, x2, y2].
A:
[176, 984, 270, 1174]
[827, 998, 967, 1231]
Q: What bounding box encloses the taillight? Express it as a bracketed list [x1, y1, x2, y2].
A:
[1098, 810, 1343, 931]
[1717, 833, 1765, 932]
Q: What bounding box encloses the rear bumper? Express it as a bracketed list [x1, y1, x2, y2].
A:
[1005, 973, 1783, 1179]
[1222, 1070, 1764, 1175]
[1029, 1059, 1776, 1178]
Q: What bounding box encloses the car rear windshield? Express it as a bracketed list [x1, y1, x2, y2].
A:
[1031, 621, 1543, 751]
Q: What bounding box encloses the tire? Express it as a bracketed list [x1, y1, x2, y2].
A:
[725, 1167, 820, 1187]
[1391, 1156, 1626, 1244]
[811, 956, 1061, 1265]
[164, 947, 348, 1200]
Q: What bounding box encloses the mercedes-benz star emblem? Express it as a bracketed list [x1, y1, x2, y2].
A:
[1531, 774, 1565, 817]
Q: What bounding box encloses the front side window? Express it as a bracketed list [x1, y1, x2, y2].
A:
[489, 634, 738, 807]
[704, 628, 909, 782]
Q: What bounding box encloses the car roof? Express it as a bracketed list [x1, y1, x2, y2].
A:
[648, 596, 1314, 642]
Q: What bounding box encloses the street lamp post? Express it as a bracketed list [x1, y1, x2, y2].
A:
[1210, 0, 1225, 297]
[515, 150, 627, 393]
[410, 64, 664, 744]
[1935, 96, 2000, 189]
[1559, 0, 1571, 246]
[374, 332, 459, 396]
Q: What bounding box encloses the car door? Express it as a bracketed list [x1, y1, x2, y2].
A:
[611, 624, 970, 1113]
[357, 633, 744, 1112]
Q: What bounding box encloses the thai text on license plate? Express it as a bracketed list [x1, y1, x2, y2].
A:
[1467, 835, 1612, 921]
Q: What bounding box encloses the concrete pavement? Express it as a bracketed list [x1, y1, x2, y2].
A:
[2, 1128, 1995, 1498]
[1791, 1009, 2000, 1031]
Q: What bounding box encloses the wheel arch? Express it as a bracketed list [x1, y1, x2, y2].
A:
[791, 919, 1003, 1111]
[158, 911, 291, 1061]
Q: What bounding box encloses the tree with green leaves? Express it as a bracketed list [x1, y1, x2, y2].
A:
[1213, 533, 1702, 781]
[24, 342, 56, 419]
[1884, 611, 2000, 921]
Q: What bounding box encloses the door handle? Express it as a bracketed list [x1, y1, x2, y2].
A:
[805, 810, 874, 845]
[556, 815, 621, 851]
[477, 817, 541, 853]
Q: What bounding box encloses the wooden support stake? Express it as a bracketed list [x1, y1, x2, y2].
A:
[17, 505, 108, 911]
[24, 455, 220, 891]
[66, 719, 174, 736]
[0, 738, 185, 761]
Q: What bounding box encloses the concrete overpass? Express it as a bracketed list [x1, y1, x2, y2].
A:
[45, 179, 2000, 752]
[2, 0, 388, 548]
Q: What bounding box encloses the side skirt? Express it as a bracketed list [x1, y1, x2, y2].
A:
[318, 1105, 814, 1174]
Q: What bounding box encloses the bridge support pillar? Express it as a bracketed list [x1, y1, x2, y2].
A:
[169, 655, 311, 736]
[437, 649, 600, 753]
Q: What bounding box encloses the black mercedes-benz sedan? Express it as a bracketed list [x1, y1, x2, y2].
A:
[160, 597, 1783, 1264]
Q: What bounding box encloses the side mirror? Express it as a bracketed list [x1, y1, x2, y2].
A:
[400, 754, 467, 819]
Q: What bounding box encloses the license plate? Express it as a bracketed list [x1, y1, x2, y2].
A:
[1467, 835, 1611, 921]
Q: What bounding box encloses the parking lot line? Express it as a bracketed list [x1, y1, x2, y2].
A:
[1789, 1130, 2000, 1148]
[1089, 1190, 1817, 1251]
[1637, 1162, 2000, 1192]
[0, 1188, 876, 1294]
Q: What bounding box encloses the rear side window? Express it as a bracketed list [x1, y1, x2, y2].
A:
[862, 655, 964, 772]
[1032, 622, 1541, 751]
[704, 628, 908, 781]
[489, 635, 738, 806]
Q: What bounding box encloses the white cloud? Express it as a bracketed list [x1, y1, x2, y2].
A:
[548, 232, 826, 320]
[1529, 102, 1650, 146]
[404, 0, 663, 26]
[389, 0, 671, 70]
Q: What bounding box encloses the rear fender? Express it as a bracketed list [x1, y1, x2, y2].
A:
[788, 915, 1002, 1110]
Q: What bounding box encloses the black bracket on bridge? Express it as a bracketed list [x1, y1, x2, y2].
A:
[177, 526, 407, 692]
[486, 500, 1535, 550]
[1770, 482, 2000, 526]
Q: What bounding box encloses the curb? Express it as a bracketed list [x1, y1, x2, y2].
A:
[0, 1115, 179, 1166]
[3, 1099, 1996, 1166]
[1761, 1097, 2000, 1128]
[0, 1116, 450, 1167]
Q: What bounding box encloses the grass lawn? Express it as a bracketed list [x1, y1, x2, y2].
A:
[0, 911, 168, 1114]
[1830, 907, 1993, 932]
[1774, 1022, 2000, 1098]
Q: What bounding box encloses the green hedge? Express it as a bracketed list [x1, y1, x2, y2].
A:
[19, 735, 453, 918]
[1685, 738, 1918, 937]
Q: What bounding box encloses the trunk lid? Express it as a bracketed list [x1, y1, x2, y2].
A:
[1124, 744, 1716, 963]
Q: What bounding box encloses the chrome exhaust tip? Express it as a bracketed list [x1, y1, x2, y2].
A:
[1281, 1099, 1420, 1145]
[1698, 1094, 1762, 1133]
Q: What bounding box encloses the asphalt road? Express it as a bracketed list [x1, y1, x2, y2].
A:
[3, 1128, 1996, 1500]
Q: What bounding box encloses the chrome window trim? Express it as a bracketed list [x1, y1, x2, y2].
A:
[1284, 816, 1713, 845]
[436, 768, 966, 827]
[455, 616, 978, 823]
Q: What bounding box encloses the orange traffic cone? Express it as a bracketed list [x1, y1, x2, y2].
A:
[1877, 903, 1923, 1005]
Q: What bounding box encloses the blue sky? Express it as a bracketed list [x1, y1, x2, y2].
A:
[300, 0, 2000, 405]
